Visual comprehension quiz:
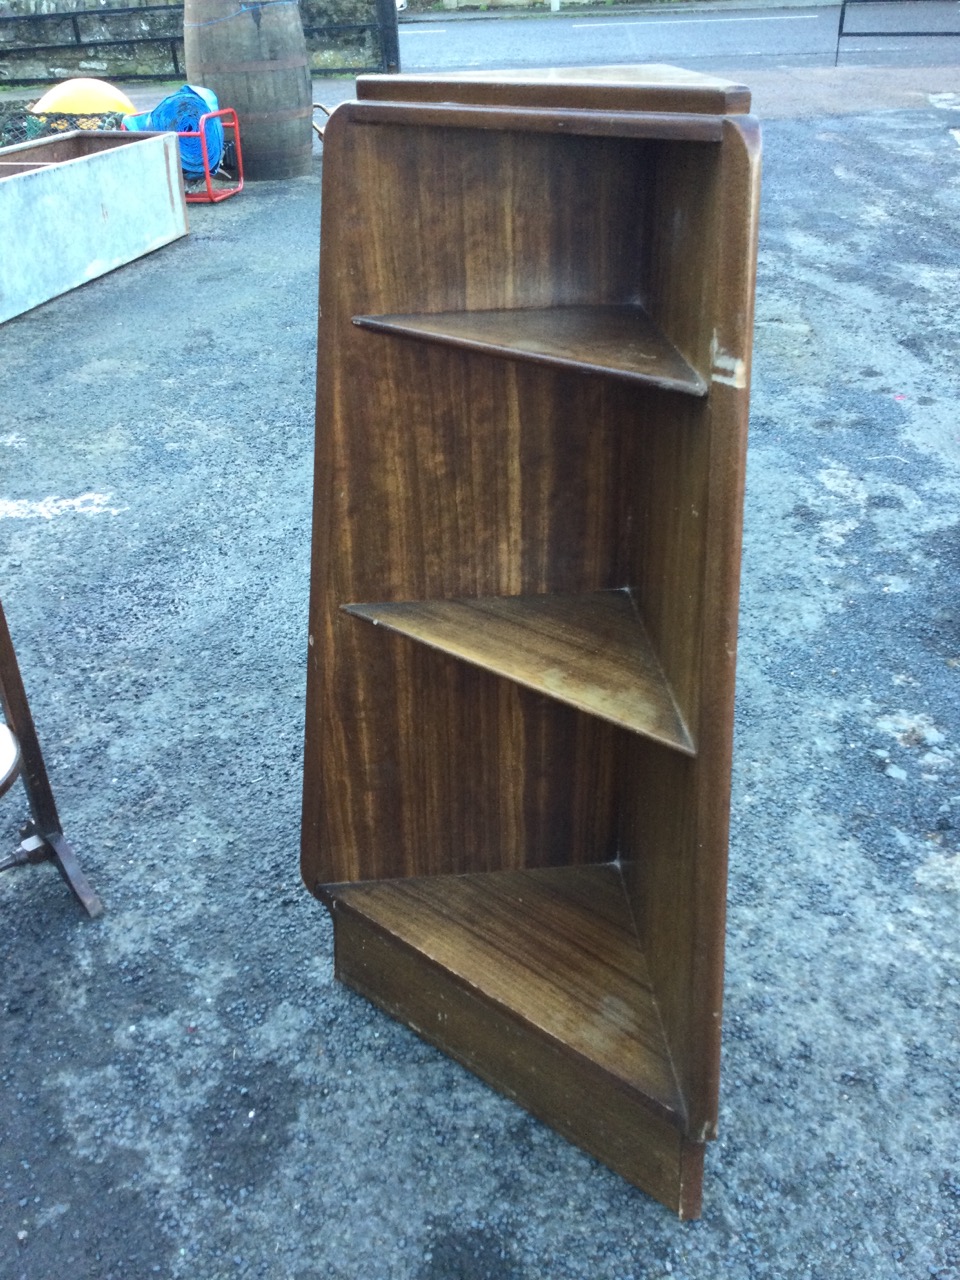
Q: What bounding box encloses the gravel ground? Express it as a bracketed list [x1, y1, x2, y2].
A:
[1, 68, 959, 1280]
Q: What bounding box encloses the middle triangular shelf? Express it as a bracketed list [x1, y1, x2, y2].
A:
[342, 589, 695, 755]
[352, 304, 707, 395]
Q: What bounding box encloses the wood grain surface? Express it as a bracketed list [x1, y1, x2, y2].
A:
[623, 117, 762, 1140]
[346, 100, 726, 143]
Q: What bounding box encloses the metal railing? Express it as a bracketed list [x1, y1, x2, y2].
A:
[836, 0, 960, 63]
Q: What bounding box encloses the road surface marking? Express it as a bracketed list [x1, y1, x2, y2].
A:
[844, 39, 960, 47]
[575, 13, 821, 25]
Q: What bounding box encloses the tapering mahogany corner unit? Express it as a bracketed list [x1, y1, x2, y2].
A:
[302, 65, 760, 1219]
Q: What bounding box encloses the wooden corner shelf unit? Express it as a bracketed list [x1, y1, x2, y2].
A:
[302, 65, 761, 1219]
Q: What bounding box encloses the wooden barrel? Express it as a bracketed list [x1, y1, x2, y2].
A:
[184, 0, 313, 180]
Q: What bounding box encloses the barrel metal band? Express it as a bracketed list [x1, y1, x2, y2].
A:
[239, 105, 312, 121]
[192, 55, 308, 72]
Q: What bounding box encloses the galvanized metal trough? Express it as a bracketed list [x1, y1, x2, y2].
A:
[0, 129, 187, 325]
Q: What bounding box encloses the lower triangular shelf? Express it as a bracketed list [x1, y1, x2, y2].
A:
[324, 863, 685, 1124]
[343, 590, 694, 755]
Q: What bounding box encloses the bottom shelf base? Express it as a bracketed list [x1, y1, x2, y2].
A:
[323, 864, 706, 1218]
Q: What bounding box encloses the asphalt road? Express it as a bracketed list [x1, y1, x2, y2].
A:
[399, 2, 960, 71]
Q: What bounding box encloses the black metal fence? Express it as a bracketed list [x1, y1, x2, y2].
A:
[836, 0, 960, 62]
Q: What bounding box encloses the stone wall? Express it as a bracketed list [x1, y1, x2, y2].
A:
[1, 0, 178, 13]
[0, 0, 388, 83]
[0, 5, 183, 81]
[301, 0, 386, 74]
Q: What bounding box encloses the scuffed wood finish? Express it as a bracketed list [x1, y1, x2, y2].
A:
[353, 305, 707, 394]
[302, 66, 760, 1218]
[343, 591, 694, 752]
[326, 864, 684, 1118]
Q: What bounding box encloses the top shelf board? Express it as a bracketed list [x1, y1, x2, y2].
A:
[353, 305, 708, 395]
[356, 64, 751, 117]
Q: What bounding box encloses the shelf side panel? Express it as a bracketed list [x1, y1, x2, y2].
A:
[353, 305, 707, 394]
[643, 138, 723, 381]
[343, 591, 694, 754]
[623, 118, 761, 1143]
[621, 389, 710, 739]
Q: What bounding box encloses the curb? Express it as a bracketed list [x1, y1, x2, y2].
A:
[400, 0, 831, 22]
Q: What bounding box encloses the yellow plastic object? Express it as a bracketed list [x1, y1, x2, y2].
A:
[30, 78, 136, 117]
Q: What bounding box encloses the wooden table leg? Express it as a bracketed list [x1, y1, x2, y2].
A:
[0, 600, 104, 919]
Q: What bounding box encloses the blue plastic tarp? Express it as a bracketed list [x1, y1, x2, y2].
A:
[124, 85, 224, 181]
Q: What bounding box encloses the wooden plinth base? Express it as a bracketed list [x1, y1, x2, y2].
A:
[323, 866, 705, 1219]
